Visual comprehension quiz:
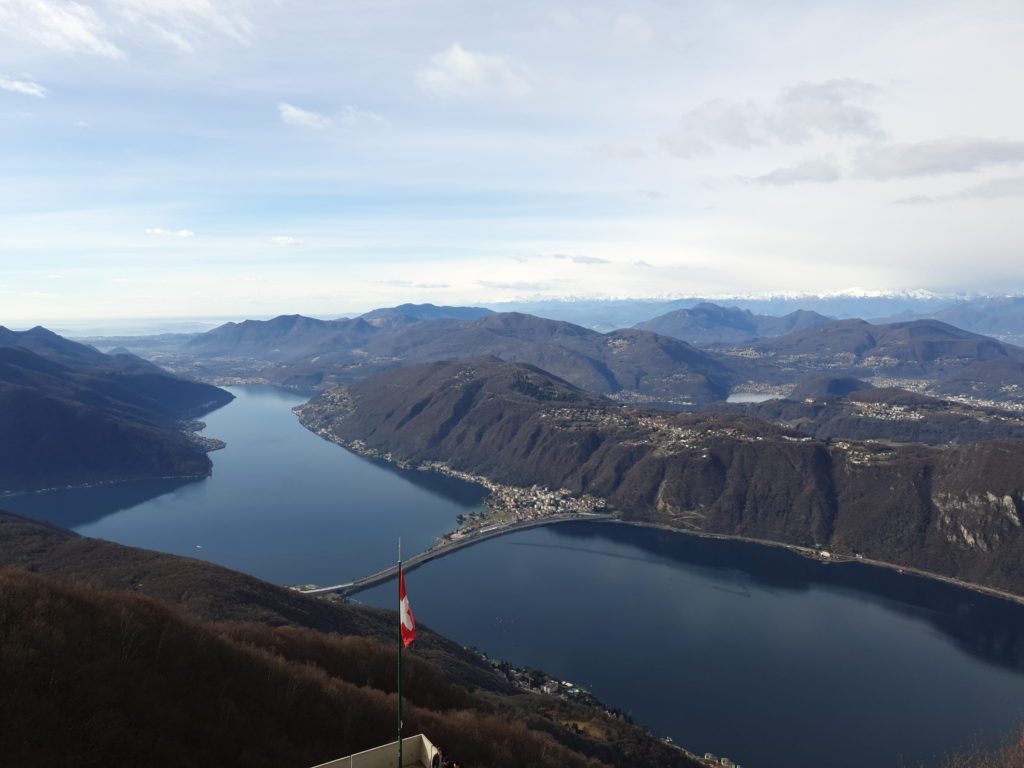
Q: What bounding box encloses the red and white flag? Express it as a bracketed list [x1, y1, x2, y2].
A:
[399, 570, 416, 647]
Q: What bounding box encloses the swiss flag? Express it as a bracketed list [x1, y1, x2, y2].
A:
[399, 570, 416, 648]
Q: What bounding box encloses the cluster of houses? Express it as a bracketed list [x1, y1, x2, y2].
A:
[699, 753, 744, 768]
[483, 484, 605, 520]
[849, 400, 926, 421]
[439, 484, 607, 542]
[474, 652, 612, 712]
[539, 406, 770, 455]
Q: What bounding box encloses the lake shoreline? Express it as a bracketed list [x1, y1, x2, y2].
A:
[605, 519, 1024, 608]
[0, 470, 210, 499]
[302, 421, 1024, 608]
[319, 510, 1024, 609]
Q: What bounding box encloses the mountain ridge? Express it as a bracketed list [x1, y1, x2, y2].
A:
[296, 358, 1024, 598]
[0, 326, 233, 492]
[178, 311, 739, 405]
[634, 302, 832, 344]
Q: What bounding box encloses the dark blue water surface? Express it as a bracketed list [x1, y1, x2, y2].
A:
[7, 386, 1024, 768]
[361, 524, 1024, 768]
[3, 386, 485, 585]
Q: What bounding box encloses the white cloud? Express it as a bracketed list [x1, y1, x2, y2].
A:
[662, 99, 763, 157]
[770, 80, 882, 143]
[337, 105, 387, 129]
[894, 176, 1024, 205]
[857, 138, 1024, 179]
[0, 0, 124, 58]
[950, 176, 1024, 200]
[594, 141, 646, 159]
[755, 156, 842, 185]
[382, 279, 449, 289]
[0, 0, 253, 59]
[145, 228, 194, 237]
[270, 236, 304, 246]
[662, 79, 881, 157]
[0, 75, 47, 98]
[551, 253, 610, 264]
[278, 102, 331, 129]
[477, 280, 555, 291]
[416, 44, 531, 99]
[612, 13, 655, 48]
[108, 0, 254, 53]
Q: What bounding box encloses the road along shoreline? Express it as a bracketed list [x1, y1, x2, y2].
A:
[294, 416, 1024, 607]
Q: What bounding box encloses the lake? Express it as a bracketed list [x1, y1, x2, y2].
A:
[3, 386, 486, 586]
[7, 385, 1024, 768]
[726, 392, 779, 403]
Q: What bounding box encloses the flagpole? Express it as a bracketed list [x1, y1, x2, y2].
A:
[397, 538, 403, 768]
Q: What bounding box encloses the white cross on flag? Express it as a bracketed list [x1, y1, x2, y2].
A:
[399, 570, 416, 647]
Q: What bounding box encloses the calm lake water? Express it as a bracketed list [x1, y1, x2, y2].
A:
[4, 386, 485, 585]
[726, 392, 779, 403]
[7, 386, 1024, 768]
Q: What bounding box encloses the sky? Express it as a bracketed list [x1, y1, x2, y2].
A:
[2, 0, 1023, 322]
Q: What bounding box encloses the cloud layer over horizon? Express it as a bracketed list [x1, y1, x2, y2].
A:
[1, 0, 1023, 320]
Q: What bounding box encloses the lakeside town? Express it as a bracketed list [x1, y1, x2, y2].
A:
[294, 400, 615, 541]
[423, 463, 608, 543]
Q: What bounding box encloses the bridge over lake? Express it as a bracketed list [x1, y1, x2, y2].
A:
[298, 513, 617, 597]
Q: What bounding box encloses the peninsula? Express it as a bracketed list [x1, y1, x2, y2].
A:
[294, 357, 1024, 600]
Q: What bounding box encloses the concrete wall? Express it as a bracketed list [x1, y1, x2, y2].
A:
[310, 734, 439, 768]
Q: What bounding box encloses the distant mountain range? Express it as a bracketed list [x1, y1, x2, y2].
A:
[724, 318, 1024, 403]
[90, 300, 1024, 407]
[633, 302, 831, 344]
[359, 302, 494, 325]
[0, 326, 233, 492]
[490, 293, 958, 331]
[179, 310, 738, 405]
[875, 296, 1024, 346]
[297, 358, 1024, 597]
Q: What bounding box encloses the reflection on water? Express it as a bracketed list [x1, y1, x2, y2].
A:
[361, 456, 489, 507]
[6, 385, 1024, 768]
[554, 522, 1024, 675]
[726, 392, 778, 403]
[4, 386, 485, 586]
[2, 477, 198, 529]
[360, 522, 1024, 768]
